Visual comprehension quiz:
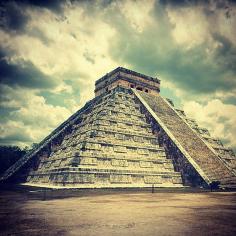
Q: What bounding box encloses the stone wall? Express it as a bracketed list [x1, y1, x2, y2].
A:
[95, 67, 160, 97]
[26, 87, 183, 188]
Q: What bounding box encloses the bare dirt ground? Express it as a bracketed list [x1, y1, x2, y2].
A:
[0, 186, 236, 236]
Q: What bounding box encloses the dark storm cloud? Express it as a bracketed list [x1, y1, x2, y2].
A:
[0, 1, 29, 32]
[0, 2, 52, 45]
[160, 0, 236, 7]
[160, 0, 236, 20]
[0, 0, 113, 33]
[0, 0, 67, 33]
[22, 0, 65, 12]
[0, 48, 56, 89]
[159, 0, 210, 6]
[0, 133, 33, 144]
[212, 33, 236, 72]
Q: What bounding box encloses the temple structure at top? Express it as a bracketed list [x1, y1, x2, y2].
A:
[1, 67, 236, 189]
[95, 67, 160, 96]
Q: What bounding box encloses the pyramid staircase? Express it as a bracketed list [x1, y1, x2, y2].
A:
[175, 109, 236, 177]
[134, 90, 236, 188]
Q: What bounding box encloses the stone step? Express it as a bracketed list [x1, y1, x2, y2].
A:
[135, 90, 235, 185]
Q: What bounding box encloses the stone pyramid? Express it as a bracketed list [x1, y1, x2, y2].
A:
[1, 67, 236, 189]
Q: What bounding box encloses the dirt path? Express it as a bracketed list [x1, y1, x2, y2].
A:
[0, 188, 236, 236]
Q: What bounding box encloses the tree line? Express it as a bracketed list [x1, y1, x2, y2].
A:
[0, 144, 37, 176]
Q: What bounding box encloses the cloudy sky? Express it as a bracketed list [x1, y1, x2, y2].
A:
[0, 0, 236, 152]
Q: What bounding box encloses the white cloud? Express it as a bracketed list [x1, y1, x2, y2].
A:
[51, 82, 73, 94]
[167, 6, 210, 47]
[0, 86, 72, 146]
[11, 94, 71, 127]
[166, 2, 236, 49]
[118, 0, 155, 33]
[0, 85, 35, 109]
[0, 120, 33, 147]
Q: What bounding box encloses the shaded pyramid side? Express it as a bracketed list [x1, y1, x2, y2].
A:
[134, 89, 236, 188]
[26, 87, 183, 188]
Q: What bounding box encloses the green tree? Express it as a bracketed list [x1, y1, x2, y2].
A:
[0, 146, 26, 175]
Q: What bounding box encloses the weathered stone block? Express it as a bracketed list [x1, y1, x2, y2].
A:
[110, 174, 132, 183]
